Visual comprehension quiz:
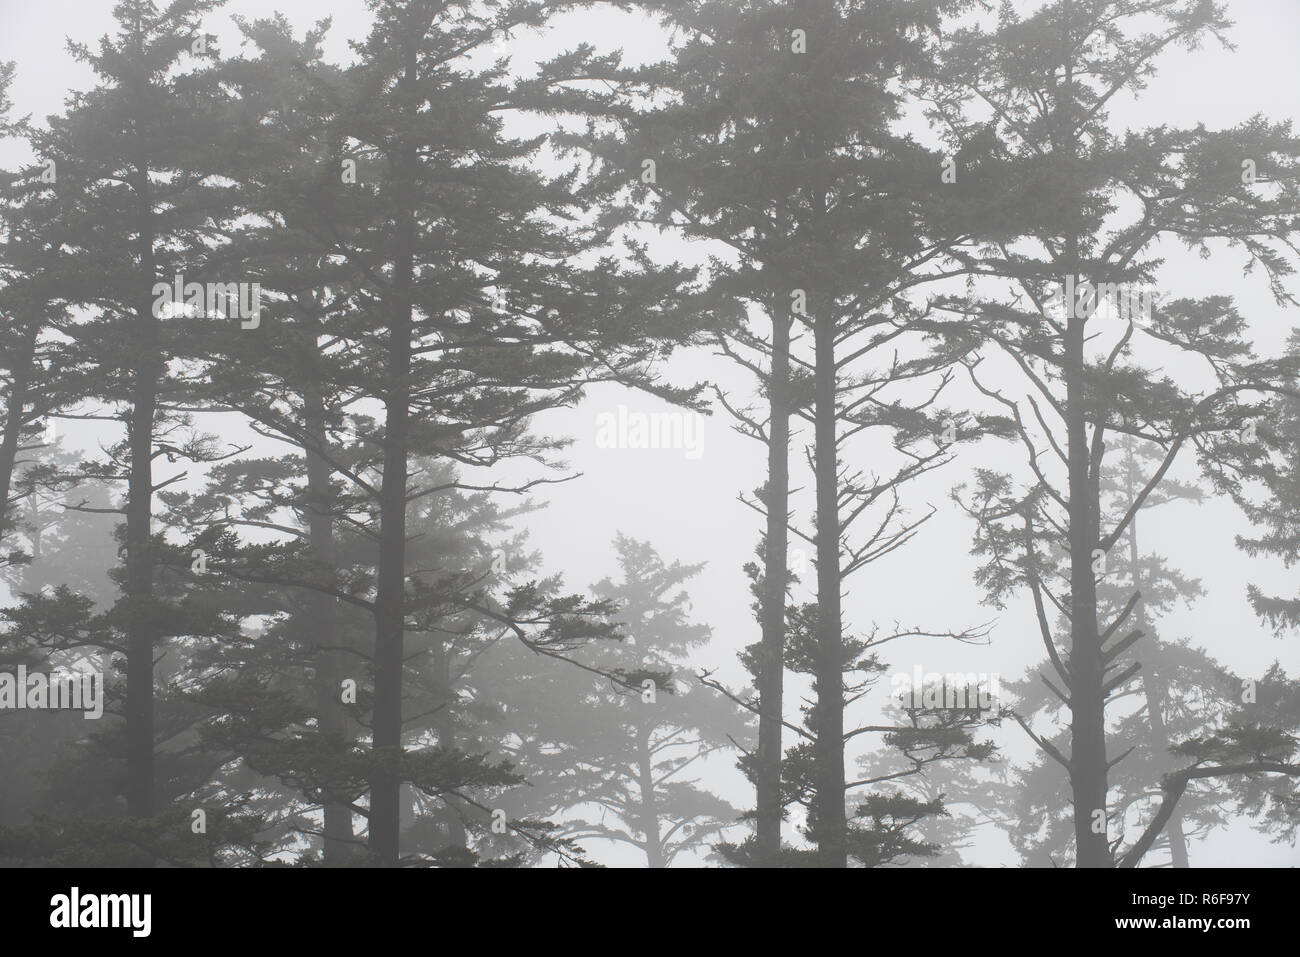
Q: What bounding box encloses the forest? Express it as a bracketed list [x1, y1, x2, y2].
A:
[0, 0, 1297, 869]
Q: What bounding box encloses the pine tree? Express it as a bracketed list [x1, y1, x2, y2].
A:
[572, 0, 997, 866]
[937, 0, 1300, 865]
[490, 535, 748, 866]
[0, 63, 80, 562]
[15, 0, 239, 849]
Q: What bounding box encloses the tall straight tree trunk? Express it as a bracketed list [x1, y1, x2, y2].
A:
[303, 367, 352, 862]
[796, 7, 846, 862]
[0, 317, 38, 533]
[1124, 449, 1189, 867]
[125, 152, 159, 824]
[635, 722, 664, 868]
[1061, 5, 1110, 867]
[1130, 543, 1190, 867]
[369, 34, 418, 867]
[811, 304, 846, 867]
[1140, 685, 1189, 865]
[1065, 277, 1110, 868]
[755, 304, 792, 865]
[430, 640, 467, 852]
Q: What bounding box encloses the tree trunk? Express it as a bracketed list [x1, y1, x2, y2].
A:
[1138, 667, 1189, 866]
[1124, 450, 1189, 867]
[0, 318, 38, 535]
[125, 158, 159, 824]
[755, 304, 791, 865]
[1061, 11, 1110, 865]
[635, 722, 664, 868]
[811, 304, 846, 867]
[369, 34, 418, 866]
[1065, 284, 1110, 868]
[431, 639, 467, 852]
[303, 367, 352, 863]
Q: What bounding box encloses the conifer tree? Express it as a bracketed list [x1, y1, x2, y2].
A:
[572, 0, 998, 866]
[936, 0, 1300, 865]
[13, 0, 239, 848]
